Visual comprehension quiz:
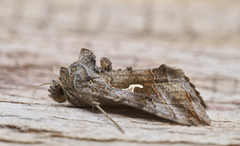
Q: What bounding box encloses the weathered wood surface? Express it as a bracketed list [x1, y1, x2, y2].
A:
[0, 0, 240, 145]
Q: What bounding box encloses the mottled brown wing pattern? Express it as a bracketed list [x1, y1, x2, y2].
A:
[48, 48, 211, 128]
[98, 65, 210, 125]
[150, 65, 210, 125]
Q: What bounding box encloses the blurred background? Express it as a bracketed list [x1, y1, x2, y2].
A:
[0, 0, 240, 108]
[1, 0, 240, 42]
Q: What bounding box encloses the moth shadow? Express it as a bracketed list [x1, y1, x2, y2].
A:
[65, 105, 178, 125]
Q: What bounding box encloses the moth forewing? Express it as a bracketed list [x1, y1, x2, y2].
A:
[47, 48, 211, 133]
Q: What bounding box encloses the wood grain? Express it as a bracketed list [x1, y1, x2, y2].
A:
[0, 0, 240, 145]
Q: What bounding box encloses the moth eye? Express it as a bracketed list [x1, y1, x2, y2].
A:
[48, 80, 66, 103]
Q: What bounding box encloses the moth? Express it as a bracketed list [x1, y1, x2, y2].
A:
[46, 48, 211, 133]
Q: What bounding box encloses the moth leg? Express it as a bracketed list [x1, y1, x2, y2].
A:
[95, 105, 124, 134]
[67, 88, 125, 133]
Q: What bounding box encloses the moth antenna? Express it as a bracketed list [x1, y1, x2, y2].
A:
[51, 65, 61, 80]
[32, 83, 53, 99]
[95, 105, 125, 134]
[32, 65, 61, 101]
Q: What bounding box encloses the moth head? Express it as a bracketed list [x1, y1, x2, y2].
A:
[48, 80, 66, 103]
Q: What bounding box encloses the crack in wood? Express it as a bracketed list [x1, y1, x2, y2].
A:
[0, 138, 42, 144]
[0, 124, 62, 134]
[49, 134, 231, 145]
